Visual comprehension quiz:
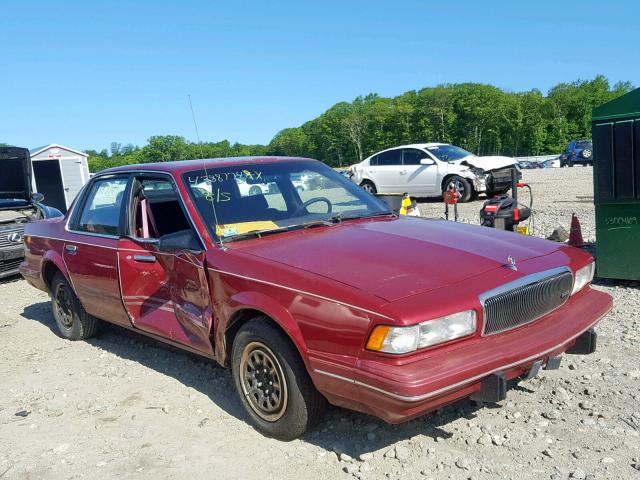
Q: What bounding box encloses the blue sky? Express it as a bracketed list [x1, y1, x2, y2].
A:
[1, 0, 637, 151]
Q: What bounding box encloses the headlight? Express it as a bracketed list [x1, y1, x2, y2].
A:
[572, 262, 595, 295]
[366, 310, 477, 354]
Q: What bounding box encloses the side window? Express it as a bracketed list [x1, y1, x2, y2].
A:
[402, 149, 427, 166]
[76, 178, 128, 235]
[132, 177, 191, 239]
[376, 150, 402, 166]
[369, 154, 379, 166]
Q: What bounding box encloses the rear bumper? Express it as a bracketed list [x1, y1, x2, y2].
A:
[311, 287, 612, 423]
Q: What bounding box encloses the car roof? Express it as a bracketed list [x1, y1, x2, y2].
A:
[96, 156, 318, 176]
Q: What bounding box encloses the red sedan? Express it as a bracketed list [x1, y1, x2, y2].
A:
[20, 157, 612, 440]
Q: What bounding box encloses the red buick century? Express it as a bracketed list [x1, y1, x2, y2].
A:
[20, 157, 612, 440]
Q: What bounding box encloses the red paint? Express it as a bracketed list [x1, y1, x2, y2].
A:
[19, 157, 613, 423]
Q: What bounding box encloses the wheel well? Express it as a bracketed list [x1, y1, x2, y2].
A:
[42, 261, 62, 292]
[223, 309, 300, 367]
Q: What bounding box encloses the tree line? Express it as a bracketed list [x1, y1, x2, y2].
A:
[81, 75, 635, 171]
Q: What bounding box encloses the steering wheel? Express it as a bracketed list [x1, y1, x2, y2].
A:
[292, 197, 332, 216]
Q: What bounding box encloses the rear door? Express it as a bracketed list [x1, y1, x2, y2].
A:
[117, 175, 213, 355]
[64, 175, 131, 326]
[371, 149, 403, 192]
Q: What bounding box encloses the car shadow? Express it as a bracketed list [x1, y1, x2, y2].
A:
[21, 301, 490, 453]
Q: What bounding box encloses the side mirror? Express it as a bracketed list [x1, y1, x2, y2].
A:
[32, 192, 45, 203]
[158, 229, 202, 253]
[419, 158, 435, 166]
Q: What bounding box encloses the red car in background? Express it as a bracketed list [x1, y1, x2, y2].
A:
[20, 157, 612, 440]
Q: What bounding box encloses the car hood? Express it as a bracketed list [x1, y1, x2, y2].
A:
[232, 217, 562, 302]
[0, 147, 33, 201]
[457, 155, 517, 171]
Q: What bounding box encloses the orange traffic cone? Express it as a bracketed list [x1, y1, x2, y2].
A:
[568, 213, 584, 247]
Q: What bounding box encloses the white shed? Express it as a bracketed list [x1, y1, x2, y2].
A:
[29, 144, 90, 213]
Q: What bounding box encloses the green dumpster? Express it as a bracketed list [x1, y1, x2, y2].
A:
[592, 87, 640, 280]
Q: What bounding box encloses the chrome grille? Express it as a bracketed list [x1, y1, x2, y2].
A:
[481, 269, 574, 335]
[0, 223, 26, 249]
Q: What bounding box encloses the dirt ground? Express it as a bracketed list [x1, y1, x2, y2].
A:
[1, 166, 639, 480]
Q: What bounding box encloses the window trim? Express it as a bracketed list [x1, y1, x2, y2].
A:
[66, 173, 132, 239]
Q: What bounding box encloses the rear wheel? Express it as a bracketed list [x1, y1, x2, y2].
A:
[51, 273, 99, 340]
[231, 318, 326, 440]
[444, 176, 472, 202]
[360, 180, 377, 194]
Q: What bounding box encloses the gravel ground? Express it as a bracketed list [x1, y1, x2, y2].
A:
[1, 166, 639, 480]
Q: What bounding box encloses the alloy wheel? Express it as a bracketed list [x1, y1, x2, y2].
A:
[239, 342, 288, 421]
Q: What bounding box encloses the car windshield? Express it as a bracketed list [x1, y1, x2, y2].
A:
[183, 160, 392, 242]
[575, 140, 592, 148]
[426, 145, 474, 162]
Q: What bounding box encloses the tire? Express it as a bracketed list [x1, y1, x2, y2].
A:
[231, 317, 327, 440]
[443, 176, 472, 202]
[581, 149, 592, 159]
[248, 185, 262, 196]
[360, 180, 377, 195]
[50, 273, 99, 340]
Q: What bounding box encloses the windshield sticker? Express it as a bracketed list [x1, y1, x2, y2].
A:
[216, 221, 278, 237]
[220, 227, 239, 237]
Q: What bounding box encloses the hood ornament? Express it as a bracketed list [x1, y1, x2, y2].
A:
[506, 255, 518, 271]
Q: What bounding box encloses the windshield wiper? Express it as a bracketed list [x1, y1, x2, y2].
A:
[223, 221, 332, 242]
[334, 211, 396, 222]
[223, 226, 294, 242]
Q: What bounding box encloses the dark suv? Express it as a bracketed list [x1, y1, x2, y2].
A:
[560, 140, 593, 167]
[0, 147, 62, 278]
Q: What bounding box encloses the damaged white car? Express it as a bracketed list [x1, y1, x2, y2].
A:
[349, 143, 520, 202]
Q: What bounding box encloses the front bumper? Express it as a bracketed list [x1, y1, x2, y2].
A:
[311, 286, 612, 423]
[0, 247, 24, 279]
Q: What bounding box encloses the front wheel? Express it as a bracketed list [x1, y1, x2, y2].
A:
[231, 318, 327, 440]
[444, 176, 472, 202]
[51, 273, 99, 340]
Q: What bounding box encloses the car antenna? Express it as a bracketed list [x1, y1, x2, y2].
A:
[188, 94, 224, 248]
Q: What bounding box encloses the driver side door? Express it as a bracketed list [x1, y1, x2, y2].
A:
[117, 174, 213, 355]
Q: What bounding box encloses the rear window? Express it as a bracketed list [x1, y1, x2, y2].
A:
[76, 178, 128, 235]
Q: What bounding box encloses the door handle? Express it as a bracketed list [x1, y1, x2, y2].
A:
[65, 244, 77, 254]
[133, 255, 156, 263]
[399, 170, 408, 175]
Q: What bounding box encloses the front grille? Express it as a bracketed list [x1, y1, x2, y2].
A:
[0, 223, 26, 249]
[482, 269, 574, 335]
